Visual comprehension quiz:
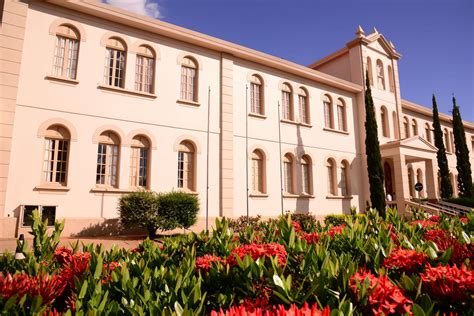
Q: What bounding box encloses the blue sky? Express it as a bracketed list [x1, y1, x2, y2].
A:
[102, 0, 473, 121]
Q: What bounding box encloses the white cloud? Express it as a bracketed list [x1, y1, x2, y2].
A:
[104, 0, 162, 19]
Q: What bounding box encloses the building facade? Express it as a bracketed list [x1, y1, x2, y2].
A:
[1, 0, 473, 237]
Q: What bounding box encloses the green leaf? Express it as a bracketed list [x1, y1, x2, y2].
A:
[412, 304, 425, 316]
[174, 301, 184, 316]
[273, 274, 285, 290]
[94, 255, 103, 279]
[79, 280, 88, 299]
[439, 247, 452, 265]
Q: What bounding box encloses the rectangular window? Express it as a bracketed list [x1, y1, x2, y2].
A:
[96, 143, 119, 187]
[282, 91, 291, 120]
[250, 83, 261, 114]
[180, 66, 196, 101]
[283, 161, 292, 193]
[327, 166, 334, 195]
[252, 159, 263, 193]
[324, 102, 332, 128]
[337, 105, 345, 131]
[104, 48, 125, 88]
[135, 55, 154, 93]
[130, 147, 148, 187]
[177, 151, 194, 189]
[43, 139, 68, 185]
[299, 95, 307, 123]
[302, 164, 310, 194]
[340, 169, 347, 196]
[52, 36, 79, 79]
[22, 205, 56, 227]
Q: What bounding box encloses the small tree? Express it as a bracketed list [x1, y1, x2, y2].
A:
[158, 191, 199, 230]
[118, 190, 161, 238]
[432, 94, 453, 198]
[364, 71, 386, 217]
[451, 96, 473, 197]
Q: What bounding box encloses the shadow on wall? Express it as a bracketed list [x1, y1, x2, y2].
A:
[71, 218, 146, 237]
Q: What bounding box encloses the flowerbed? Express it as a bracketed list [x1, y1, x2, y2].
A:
[1, 209, 473, 315]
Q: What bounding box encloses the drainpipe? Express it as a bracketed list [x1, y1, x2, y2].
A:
[245, 85, 250, 223]
[205, 86, 211, 231]
[277, 101, 284, 215]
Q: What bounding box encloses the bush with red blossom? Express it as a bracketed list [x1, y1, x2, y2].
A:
[300, 232, 321, 244]
[350, 270, 412, 315]
[195, 254, 224, 273]
[101, 261, 122, 284]
[210, 302, 330, 316]
[423, 229, 474, 265]
[291, 221, 302, 234]
[327, 224, 346, 238]
[383, 248, 428, 274]
[411, 220, 438, 229]
[227, 243, 287, 267]
[421, 264, 474, 306]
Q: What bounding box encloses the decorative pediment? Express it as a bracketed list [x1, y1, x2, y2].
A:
[366, 34, 401, 59]
[398, 136, 438, 152]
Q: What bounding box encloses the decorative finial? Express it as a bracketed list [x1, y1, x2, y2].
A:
[356, 25, 365, 37]
[372, 27, 379, 34]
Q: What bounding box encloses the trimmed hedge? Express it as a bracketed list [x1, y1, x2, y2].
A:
[444, 197, 474, 208]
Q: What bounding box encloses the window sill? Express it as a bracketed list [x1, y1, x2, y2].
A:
[280, 119, 299, 125]
[34, 184, 70, 192]
[90, 187, 135, 194]
[299, 193, 315, 198]
[283, 193, 315, 199]
[249, 193, 268, 198]
[177, 99, 200, 107]
[248, 112, 267, 119]
[299, 122, 312, 128]
[97, 84, 157, 99]
[323, 127, 349, 135]
[45, 75, 79, 85]
[326, 195, 353, 200]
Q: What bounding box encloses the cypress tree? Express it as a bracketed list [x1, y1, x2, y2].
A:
[432, 94, 453, 198]
[451, 96, 473, 197]
[364, 71, 386, 216]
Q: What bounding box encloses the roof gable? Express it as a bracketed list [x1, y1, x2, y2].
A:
[399, 136, 438, 152]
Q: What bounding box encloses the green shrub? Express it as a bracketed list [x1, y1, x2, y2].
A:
[228, 215, 262, 232]
[291, 213, 321, 232]
[444, 197, 474, 208]
[158, 191, 199, 230]
[324, 214, 347, 226]
[118, 190, 161, 238]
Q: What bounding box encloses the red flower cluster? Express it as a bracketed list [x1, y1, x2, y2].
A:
[210, 302, 330, 316]
[411, 220, 438, 229]
[102, 261, 121, 284]
[421, 264, 474, 305]
[301, 232, 321, 244]
[383, 248, 428, 274]
[429, 215, 441, 222]
[327, 224, 346, 238]
[292, 221, 302, 233]
[227, 243, 287, 267]
[195, 254, 224, 273]
[423, 229, 474, 265]
[460, 217, 468, 224]
[349, 270, 412, 315]
[386, 224, 400, 245]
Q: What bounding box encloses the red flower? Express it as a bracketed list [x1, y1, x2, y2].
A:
[383, 248, 428, 274]
[327, 224, 346, 237]
[411, 220, 438, 229]
[54, 247, 73, 265]
[421, 264, 474, 305]
[350, 270, 412, 315]
[101, 261, 121, 284]
[423, 229, 474, 265]
[292, 221, 302, 233]
[386, 224, 400, 245]
[429, 215, 441, 222]
[301, 232, 321, 244]
[210, 302, 330, 316]
[29, 273, 67, 305]
[195, 254, 224, 273]
[460, 217, 468, 224]
[227, 243, 287, 267]
[0, 273, 31, 300]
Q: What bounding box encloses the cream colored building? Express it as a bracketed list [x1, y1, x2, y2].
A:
[1, 0, 473, 237]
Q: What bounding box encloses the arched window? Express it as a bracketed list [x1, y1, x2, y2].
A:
[444, 128, 450, 152]
[323, 94, 333, 129]
[376, 59, 385, 90]
[250, 75, 264, 115]
[298, 87, 310, 124]
[283, 153, 294, 194]
[337, 98, 347, 131]
[180, 56, 198, 102]
[130, 135, 150, 188]
[104, 37, 126, 88]
[326, 159, 336, 195]
[281, 83, 293, 121]
[301, 155, 312, 195]
[42, 125, 70, 185]
[392, 111, 399, 139]
[388, 65, 395, 93]
[366, 57, 373, 86]
[380, 106, 389, 137]
[177, 141, 196, 191]
[411, 119, 418, 136]
[52, 24, 80, 79]
[135, 45, 155, 93]
[425, 123, 432, 143]
[251, 150, 265, 193]
[96, 131, 120, 187]
[340, 160, 350, 196]
[449, 131, 455, 153]
[403, 116, 410, 138]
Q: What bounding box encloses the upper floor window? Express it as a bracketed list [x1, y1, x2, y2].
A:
[251, 149, 266, 194]
[392, 111, 399, 139]
[323, 94, 333, 129]
[403, 116, 410, 138]
[42, 125, 70, 186]
[388, 65, 395, 93]
[52, 25, 80, 80]
[381, 106, 389, 137]
[283, 153, 295, 194]
[135, 45, 155, 93]
[425, 123, 432, 143]
[444, 128, 451, 152]
[326, 158, 337, 195]
[177, 141, 196, 191]
[301, 155, 312, 195]
[298, 87, 309, 124]
[281, 83, 294, 121]
[412, 119, 418, 136]
[366, 57, 373, 86]
[336, 98, 347, 132]
[376, 59, 385, 90]
[250, 75, 264, 115]
[104, 37, 126, 88]
[96, 131, 120, 187]
[340, 160, 350, 196]
[130, 135, 150, 188]
[180, 57, 198, 102]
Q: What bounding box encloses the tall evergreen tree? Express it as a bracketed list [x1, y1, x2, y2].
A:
[432, 94, 453, 198]
[451, 96, 473, 197]
[364, 71, 386, 217]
